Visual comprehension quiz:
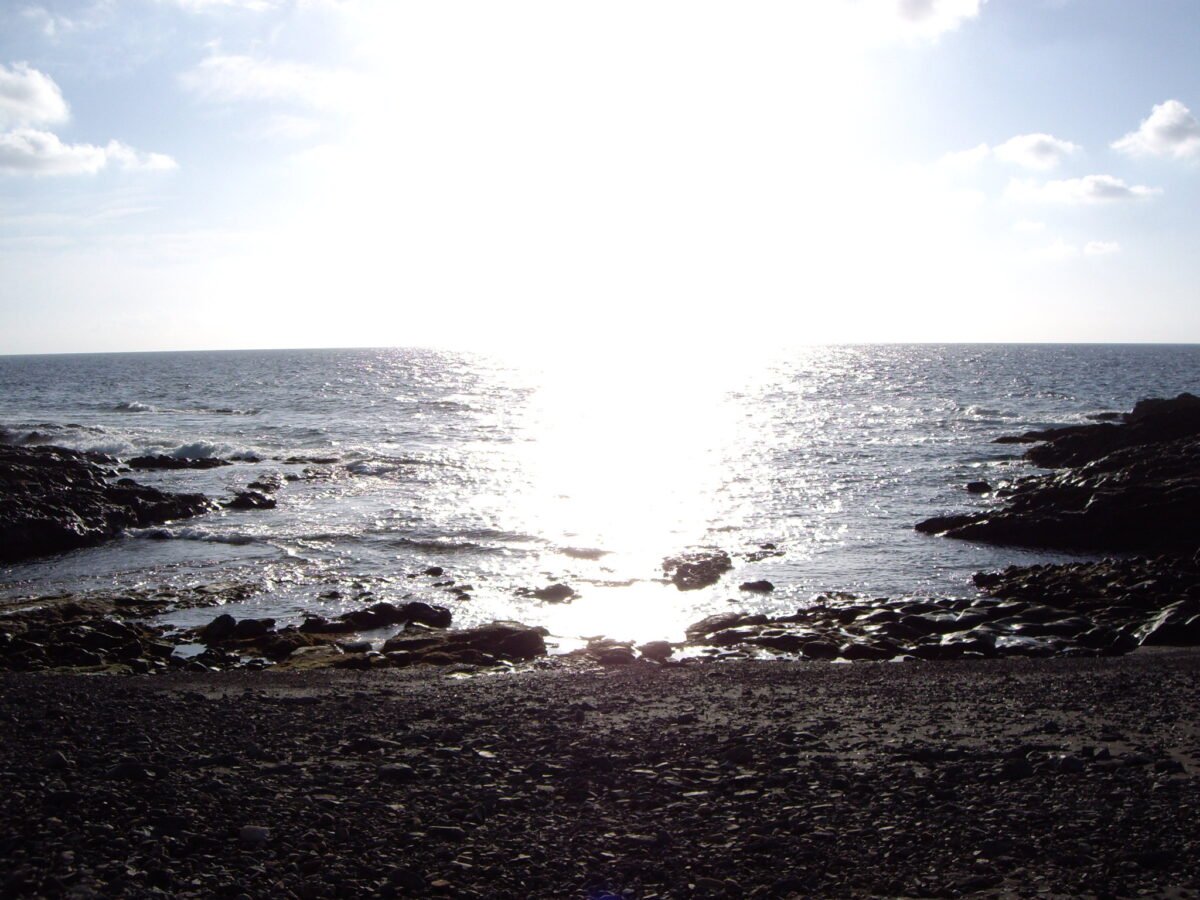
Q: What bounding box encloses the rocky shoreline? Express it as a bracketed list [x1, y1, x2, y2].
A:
[3, 395, 1200, 896]
[3, 395, 1200, 675]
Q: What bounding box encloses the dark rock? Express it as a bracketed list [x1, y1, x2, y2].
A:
[445, 622, 547, 661]
[925, 396, 1200, 554]
[200, 614, 237, 643]
[128, 455, 231, 470]
[239, 825, 270, 846]
[966, 481, 992, 494]
[1140, 600, 1200, 646]
[224, 490, 276, 510]
[231, 618, 276, 639]
[378, 763, 418, 783]
[637, 641, 674, 661]
[914, 514, 976, 535]
[108, 758, 151, 781]
[664, 550, 733, 591]
[739, 580, 775, 593]
[0, 444, 212, 563]
[595, 646, 636, 665]
[531, 583, 577, 603]
[685, 612, 767, 640]
[423, 566, 445, 577]
[799, 641, 839, 660]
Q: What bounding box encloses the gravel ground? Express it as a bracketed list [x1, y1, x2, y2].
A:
[2, 651, 1199, 899]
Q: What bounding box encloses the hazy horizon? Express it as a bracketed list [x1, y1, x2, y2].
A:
[4, 338, 1200, 362]
[4, 1, 1200, 355]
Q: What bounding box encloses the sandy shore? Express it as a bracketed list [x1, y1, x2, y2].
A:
[2, 651, 1198, 898]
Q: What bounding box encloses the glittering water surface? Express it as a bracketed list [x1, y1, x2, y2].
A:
[1, 345, 1197, 646]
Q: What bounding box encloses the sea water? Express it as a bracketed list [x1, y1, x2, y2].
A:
[1, 344, 1197, 646]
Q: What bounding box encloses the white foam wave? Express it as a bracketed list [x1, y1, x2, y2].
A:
[132, 526, 259, 546]
[166, 441, 262, 462]
[114, 401, 157, 413]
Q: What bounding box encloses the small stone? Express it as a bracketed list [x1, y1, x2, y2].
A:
[45, 750, 71, 771]
[637, 641, 673, 661]
[739, 580, 775, 593]
[239, 825, 270, 846]
[378, 763, 417, 783]
[531, 583, 576, 603]
[108, 758, 151, 781]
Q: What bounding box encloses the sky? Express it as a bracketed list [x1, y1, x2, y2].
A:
[1, 0, 1199, 355]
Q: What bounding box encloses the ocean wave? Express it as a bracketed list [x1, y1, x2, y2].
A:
[190, 405, 262, 416]
[165, 441, 261, 462]
[344, 456, 451, 476]
[961, 405, 1019, 421]
[113, 401, 157, 413]
[132, 526, 260, 546]
[390, 537, 488, 553]
[0, 422, 132, 456]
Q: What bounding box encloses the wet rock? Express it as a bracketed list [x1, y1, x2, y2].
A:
[531, 583, 577, 603]
[739, 580, 775, 593]
[966, 481, 992, 494]
[637, 641, 674, 662]
[200, 614, 237, 643]
[445, 622, 547, 661]
[685, 612, 767, 641]
[224, 490, 276, 510]
[800, 641, 839, 660]
[0, 444, 212, 563]
[1140, 600, 1200, 646]
[305, 601, 453, 634]
[231, 617, 275, 639]
[424, 566, 445, 577]
[664, 550, 733, 591]
[920, 396, 1200, 554]
[127, 455, 231, 470]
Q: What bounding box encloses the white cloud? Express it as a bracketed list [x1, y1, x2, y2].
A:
[942, 132, 1079, 171]
[1084, 240, 1120, 256]
[0, 128, 176, 176]
[939, 142, 990, 170]
[0, 128, 106, 174]
[180, 54, 357, 110]
[103, 140, 179, 172]
[0, 62, 69, 128]
[892, 0, 984, 38]
[1112, 99, 1200, 160]
[993, 133, 1080, 170]
[1006, 174, 1161, 204]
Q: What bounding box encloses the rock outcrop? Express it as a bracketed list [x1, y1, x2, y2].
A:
[663, 550, 733, 591]
[0, 445, 212, 563]
[917, 394, 1200, 553]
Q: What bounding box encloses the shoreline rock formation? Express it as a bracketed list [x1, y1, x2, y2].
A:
[0, 445, 212, 564]
[917, 393, 1200, 553]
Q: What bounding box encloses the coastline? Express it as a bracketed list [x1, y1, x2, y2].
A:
[2, 650, 1197, 897]
[3, 388, 1200, 894]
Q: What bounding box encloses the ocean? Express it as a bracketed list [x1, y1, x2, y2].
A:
[1, 344, 1197, 649]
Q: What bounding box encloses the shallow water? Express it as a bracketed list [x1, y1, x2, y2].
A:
[2, 344, 1197, 646]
